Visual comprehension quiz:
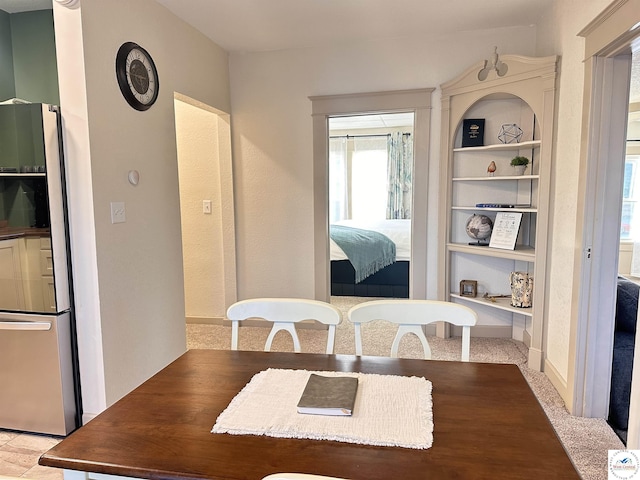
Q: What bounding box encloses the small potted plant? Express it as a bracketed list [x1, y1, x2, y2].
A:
[510, 155, 529, 175]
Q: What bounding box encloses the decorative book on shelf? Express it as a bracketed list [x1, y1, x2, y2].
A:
[476, 203, 531, 209]
[461, 118, 485, 147]
[297, 373, 359, 416]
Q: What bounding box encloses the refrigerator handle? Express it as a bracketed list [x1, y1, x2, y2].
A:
[0, 320, 52, 331]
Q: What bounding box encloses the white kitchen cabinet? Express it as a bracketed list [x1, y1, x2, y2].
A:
[0, 239, 25, 310]
[40, 236, 56, 312]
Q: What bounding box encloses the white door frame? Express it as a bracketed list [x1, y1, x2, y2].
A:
[572, 54, 631, 416]
[309, 89, 434, 301]
[572, 0, 640, 445]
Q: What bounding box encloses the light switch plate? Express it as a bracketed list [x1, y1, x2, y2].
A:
[111, 202, 126, 224]
[203, 200, 212, 214]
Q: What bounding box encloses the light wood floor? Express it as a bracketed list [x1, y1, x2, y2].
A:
[0, 430, 62, 480]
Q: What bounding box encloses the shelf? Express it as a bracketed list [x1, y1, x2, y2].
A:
[452, 206, 537, 213]
[439, 54, 557, 372]
[0, 173, 46, 177]
[450, 293, 533, 317]
[453, 174, 539, 181]
[447, 242, 535, 261]
[453, 140, 541, 152]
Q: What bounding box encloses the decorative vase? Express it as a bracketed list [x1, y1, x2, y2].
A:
[513, 165, 527, 176]
[510, 272, 533, 308]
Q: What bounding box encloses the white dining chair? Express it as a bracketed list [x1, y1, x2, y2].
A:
[347, 299, 478, 361]
[226, 298, 342, 354]
[262, 474, 349, 480]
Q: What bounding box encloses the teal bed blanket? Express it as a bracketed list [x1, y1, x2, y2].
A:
[330, 224, 396, 283]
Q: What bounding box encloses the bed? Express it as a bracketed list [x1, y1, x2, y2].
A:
[330, 219, 410, 298]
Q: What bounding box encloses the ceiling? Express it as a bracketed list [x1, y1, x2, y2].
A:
[2, 0, 551, 53]
[0, 0, 50, 13]
[154, 0, 554, 54]
[330, 113, 414, 131]
[2, 0, 638, 103]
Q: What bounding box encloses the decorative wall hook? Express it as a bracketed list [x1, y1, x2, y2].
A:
[477, 47, 508, 81]
[54, 0, 80, 8]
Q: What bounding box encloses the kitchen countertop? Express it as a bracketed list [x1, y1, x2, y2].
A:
[0, 226, 50, 241]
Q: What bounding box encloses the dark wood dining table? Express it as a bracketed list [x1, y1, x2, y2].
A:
[40, 349, 580, 480]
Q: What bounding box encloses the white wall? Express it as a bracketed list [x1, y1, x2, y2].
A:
[51, 0, 627, 419]
[53, 0, 231, 417]
[534, 0, 615, 396]
[175, 97, 236, 322]
[228, 26, 538, 301]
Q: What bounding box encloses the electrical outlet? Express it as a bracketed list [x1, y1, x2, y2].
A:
[111, 202, 126, 224]
[203, 200, 212, 214]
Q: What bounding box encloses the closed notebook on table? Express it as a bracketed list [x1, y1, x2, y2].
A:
[297, 374, 359, 416]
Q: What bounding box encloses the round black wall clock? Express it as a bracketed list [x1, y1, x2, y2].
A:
[115, 42, 159, 111]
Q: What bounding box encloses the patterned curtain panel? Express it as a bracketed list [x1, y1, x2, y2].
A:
[386, 132, 413, 219]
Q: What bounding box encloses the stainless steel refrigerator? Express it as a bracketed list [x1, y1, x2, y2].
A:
[0, 102, 80, 435]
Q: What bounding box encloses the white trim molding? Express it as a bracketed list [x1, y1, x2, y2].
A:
[309, 89, 434, 302]
[571, 0, 640, 422]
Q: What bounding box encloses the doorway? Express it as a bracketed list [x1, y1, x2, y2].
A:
[310, 88, 434, 302]
[328, 113, 414, 298]
[173, 93, 237, 324]
[574, 1, 640, 449]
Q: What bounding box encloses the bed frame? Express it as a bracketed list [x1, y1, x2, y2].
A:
[330, 260, 409, 298]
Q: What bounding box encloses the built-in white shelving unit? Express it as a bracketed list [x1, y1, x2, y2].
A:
[438, 55, 558, 371]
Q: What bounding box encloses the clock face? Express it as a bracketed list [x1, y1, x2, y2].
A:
[116, 42, 159, 111]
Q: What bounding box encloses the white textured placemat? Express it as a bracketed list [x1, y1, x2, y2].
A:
[211, 368, 433, 449]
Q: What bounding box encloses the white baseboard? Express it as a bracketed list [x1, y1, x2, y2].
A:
[527, 347, 543, 371]
[187, 318, 514, 337]
[451, 325, 513, 338]
[186, 316, 328, 330]
[544, 358, 571, 409]
[81, 412, 97, 425]
[186, 316, 225, 325]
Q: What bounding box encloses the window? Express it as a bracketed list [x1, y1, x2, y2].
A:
[621, 155, 640, 240]
[329, 136, 388, 222]
[328, 137, 347, 223]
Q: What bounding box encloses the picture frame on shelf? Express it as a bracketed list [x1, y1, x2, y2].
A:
[489, 212, 523, 250]
[460, 280, 478, 297]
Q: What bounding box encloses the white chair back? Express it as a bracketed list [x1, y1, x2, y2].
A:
[227, 298, 342, 354]
[347, 299, 477, 361]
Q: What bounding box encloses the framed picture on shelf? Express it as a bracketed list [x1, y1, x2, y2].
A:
[461, 118, 485, 147]
[489, 212, 523, 250]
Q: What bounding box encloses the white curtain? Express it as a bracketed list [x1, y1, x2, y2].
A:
[329, 137, 347, 223]
[631, 242, 640, 277]
[352, 137, 388, 220]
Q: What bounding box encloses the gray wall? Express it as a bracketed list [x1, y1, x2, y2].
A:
[0, 9, 57, 228]
[0, 10, 15, 101]
[0, 9, 58, 104]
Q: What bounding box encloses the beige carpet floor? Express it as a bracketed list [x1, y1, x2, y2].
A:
[187, 296, 625, 480]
